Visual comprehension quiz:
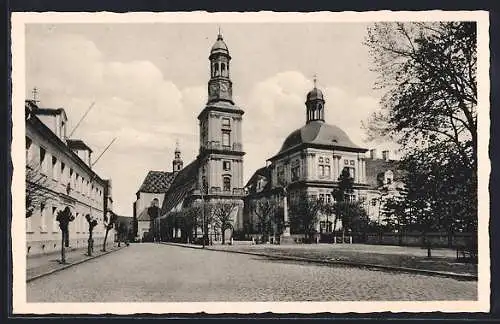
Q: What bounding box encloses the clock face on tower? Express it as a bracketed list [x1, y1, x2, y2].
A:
[220, 82, 228, 93]
[209, 83, 218, 97]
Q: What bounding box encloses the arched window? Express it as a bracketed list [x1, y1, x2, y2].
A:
[221, 63, 226, 75]
[223, 176, 231, 192]
[214, 63, 219, 76]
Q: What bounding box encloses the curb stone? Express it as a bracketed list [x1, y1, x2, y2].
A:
[161, 242, 477, 281]
[27, 246, 127, 282]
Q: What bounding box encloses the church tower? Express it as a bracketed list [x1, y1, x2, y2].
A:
[172, 140, 183, 173]
[197, 31, 245, 200]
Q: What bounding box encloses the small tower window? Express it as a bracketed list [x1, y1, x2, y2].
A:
[214, 63, 219, 76]
[223, 161, 231, 171]
[221, 63, 226, 74]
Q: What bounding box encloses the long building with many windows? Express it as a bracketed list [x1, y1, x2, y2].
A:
[25, 99, 114, 256]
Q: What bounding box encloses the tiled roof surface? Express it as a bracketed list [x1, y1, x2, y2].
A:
[365, 158, 405, 189]
[138, 171, 176, 194]
[160, 159, 200, 215]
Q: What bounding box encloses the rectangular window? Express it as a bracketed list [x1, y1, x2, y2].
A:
[223, 176, 231, 192]
[223, 161, 231, 171]
[69, 169, 74, 188]
[40, 203, 47, 232]
[52, 206, 59, 232]
[325, 165, 331, 177]
[39, 147, 46, 174]
[344, 159, 349, 165]
[277, 165, 285, 185]
[318, 165, 324, 177]
[26, 217, 33, 233]
[326, 194, 332, 204]
[348, 167, 355, 179]
[222, 131, 230, 148]
[350, 160, 355, 166]
[222, 117, 231, 128]
[52, 156, 58, 180]
[291, 164, 300, 181]
[319, 194, 325, 202]
[26, 137, 32, 162]
[60, 162, 66, 184]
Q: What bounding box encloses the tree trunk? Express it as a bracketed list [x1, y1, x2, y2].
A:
[61, 231, 66, 264]
[102, 227, 110, 252]
[87, 230, 93, 256]
[222, 228, 226, 245]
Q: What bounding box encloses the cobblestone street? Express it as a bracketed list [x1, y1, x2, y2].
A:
[27, 243, 477, 302]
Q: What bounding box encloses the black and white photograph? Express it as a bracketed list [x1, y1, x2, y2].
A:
[11, 11, 490, 314]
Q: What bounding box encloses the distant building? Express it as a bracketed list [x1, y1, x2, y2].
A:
[364, 149, 405, 224]
[159, 32, 245, 241]
[133, 143, 180, 240]
[25, 99, 113, 256]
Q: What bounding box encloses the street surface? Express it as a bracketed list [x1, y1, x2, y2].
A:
[27, 243, 477, 302]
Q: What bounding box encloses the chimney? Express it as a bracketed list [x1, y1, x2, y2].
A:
[382, 150, 390, 161]
[369, 149, 377, 160]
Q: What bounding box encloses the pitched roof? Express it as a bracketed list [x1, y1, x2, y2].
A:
[67, 139, 93, 152]
[160, 159, 200, 215]
[365, 158, 405, 189]
[137, 171, 176, 194]
[245, 165, 272, 195]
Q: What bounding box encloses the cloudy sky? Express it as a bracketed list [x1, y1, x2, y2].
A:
[25, 22, 398, 216]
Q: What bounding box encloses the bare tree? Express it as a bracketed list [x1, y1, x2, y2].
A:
[290, 193, 323, 243]
[56, 206, 75, 264]
[102, 211, 117, 251]
[251, 197, 279, 243]
[25, 159, 58, 218]
[212, 201, 239, 245]
[85, 214, 98, 256]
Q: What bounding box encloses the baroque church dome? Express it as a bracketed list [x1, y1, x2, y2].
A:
[306, 87, 324, 101]
[274, 82, 366, 156]
[278, 120, 363, 154]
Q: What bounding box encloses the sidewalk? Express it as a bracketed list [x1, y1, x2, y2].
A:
[165, 242, 478, 279]
[27, 243, 125, 282]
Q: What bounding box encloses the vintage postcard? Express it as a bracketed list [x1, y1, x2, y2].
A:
[11, 11, 490, 314]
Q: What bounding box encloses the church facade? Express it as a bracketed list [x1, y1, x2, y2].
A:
[158, 32, 245, 239]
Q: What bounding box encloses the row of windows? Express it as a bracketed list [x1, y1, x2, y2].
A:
[26, 136, 103, 201]
[26, 203, 103, 235]
[277, 162, 356, 183]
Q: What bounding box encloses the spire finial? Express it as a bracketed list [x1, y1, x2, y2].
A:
[175, 139, 180, 152]
[313, 74, 317, 88]
[217, 26, 222, 39]
[32, 87, 39, 103]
